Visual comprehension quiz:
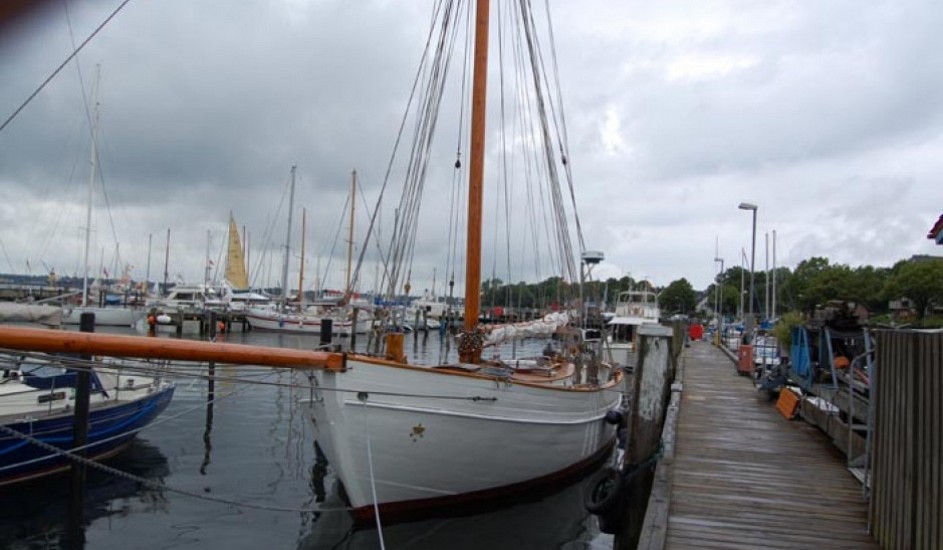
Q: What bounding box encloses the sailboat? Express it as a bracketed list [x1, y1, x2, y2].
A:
[304, 0, 623, 523]
[245, 168, 365, 336]
[223, 213, 274, 312]
[245, 168, 353, 335]
[0, 350, 175, 485]
[62, 69, 142, 328]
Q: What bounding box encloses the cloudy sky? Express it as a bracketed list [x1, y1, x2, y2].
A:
[1, 0, 940, 296]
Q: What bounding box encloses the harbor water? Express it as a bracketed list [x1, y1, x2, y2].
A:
[0, 326, 616, 549]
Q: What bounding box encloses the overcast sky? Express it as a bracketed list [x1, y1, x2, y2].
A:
[1, 0, 940, 296]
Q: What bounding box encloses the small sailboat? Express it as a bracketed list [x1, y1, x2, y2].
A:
[223, 213, 274, 312]
[0, 349, 174, 485]
[246, 168, 363, 336]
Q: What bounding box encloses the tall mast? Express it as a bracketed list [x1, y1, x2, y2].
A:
[280, 166, 296, 310]
[345, 170, 356, 293]
[464, 0, 490, 335]
[82, 65, 102, 308]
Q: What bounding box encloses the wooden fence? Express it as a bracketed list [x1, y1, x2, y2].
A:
[872, 330, 942, 550]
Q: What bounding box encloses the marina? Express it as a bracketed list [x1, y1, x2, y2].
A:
[1, 1, 942, 549]
[0, 327, 616, 549]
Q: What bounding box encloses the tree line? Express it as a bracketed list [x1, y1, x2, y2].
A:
[478, 255, 943, 323]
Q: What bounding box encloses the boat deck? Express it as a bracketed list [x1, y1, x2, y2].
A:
[661, 341, 877, 549]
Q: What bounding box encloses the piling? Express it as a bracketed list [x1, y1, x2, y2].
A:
[69, 312, 95, 548]
[616, 323, 674, 550]
[349, 308, 359, 350]
[320, 318, 333, 348]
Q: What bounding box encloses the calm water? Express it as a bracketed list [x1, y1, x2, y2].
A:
[0, 327, 615, 549]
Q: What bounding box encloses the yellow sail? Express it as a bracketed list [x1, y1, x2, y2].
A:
[225, 213, 249, 289]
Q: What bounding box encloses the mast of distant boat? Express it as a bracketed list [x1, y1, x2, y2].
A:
[81, 66, 102, 308]
[345, 170, 356, 295]
[280, 166, 296, 312]
[299, 207, 306, 310]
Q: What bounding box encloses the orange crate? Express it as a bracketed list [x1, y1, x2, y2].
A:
[776, 388, 800, 419]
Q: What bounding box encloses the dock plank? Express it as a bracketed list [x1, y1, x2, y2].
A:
[664, 341, 877, 549]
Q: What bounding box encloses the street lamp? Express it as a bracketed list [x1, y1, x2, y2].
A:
[714, 257, 724, 325]
[738, 202, 757, 322]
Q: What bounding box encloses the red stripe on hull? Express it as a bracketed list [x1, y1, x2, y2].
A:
[348, 437, 616, 526]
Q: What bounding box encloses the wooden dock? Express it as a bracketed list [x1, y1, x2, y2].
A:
[642, 340, 878, 549]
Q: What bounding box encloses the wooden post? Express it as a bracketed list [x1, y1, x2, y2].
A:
[200, 311, 216, 475]
[616, 323, 674, 550]
[320, 318, 333, 348]
[69, 312, 95, 548]
[349, 308, 359, 351]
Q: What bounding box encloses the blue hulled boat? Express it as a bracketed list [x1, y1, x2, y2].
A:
[0, 353, 174, 485]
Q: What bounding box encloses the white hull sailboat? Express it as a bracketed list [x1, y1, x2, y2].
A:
[305, 0, 622, 524]
[308, 355, 620, 522]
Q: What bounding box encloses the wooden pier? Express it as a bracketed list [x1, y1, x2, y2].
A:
[637, 340, 877, 549]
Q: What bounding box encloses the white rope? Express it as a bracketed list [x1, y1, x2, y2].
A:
[360, 393, 387, 549]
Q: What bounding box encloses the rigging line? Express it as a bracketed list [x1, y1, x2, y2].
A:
[541, 0, 572, 165]
[531, 0, 585, 255]
[388, 1, 461, 298]
[361, 398, 388, 549]
[0, 237, 15, 273]
[348, 0, 449, 302]
[62, 0, 94, 159]
[518, 0, 577, 283]
[320, 192, 351, 292]
[511, 15, 554, 282]
[498, 0, 514, 310]
[0, 0, 135, 136]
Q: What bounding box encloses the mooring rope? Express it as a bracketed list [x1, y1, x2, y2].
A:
[0, 422, 351, 514]
[358, 393, 388, 549]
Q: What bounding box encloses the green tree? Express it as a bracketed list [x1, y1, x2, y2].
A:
[659, 278, 697, 315]
[885, 259, 943, 320]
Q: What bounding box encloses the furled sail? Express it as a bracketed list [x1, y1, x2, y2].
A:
[225, 213, 249, 290]
[483, 311, 572, 347]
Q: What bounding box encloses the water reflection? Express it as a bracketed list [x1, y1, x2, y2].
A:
[297, 464, 609, 550]
[0, 439, 169, 548]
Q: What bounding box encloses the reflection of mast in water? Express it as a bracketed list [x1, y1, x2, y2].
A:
[200, 360, 215, 475]
[310, 441, 329, 503]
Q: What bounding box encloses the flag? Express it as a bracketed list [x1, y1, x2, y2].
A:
[103, 267, 109, 277]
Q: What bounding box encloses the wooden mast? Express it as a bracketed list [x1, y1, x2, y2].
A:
[464, 0, 490, 339]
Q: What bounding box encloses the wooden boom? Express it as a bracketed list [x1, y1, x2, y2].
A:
[0, 325, 345, 371]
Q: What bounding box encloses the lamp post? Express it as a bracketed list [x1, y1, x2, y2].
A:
[714, 257, 724, 325]
[738, 202, 757, 322]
